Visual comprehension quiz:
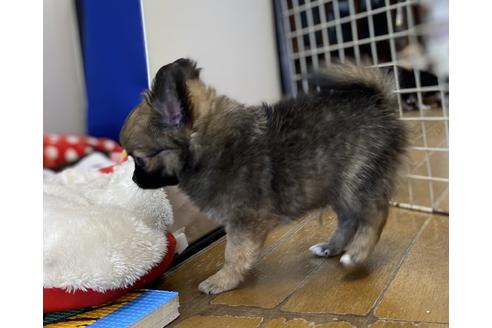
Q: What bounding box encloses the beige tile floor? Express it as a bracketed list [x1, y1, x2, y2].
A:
[154, 208, 449, 328]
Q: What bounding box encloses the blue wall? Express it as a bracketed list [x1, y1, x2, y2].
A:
[79, 0, 149, 141]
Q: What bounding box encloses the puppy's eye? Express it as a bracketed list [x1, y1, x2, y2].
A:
[133, 156, 146, 167]
[148, 150, 164, 157]
[149, 148, 176, 157]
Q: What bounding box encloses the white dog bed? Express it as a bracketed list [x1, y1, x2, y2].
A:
[43, 159, 173, 292]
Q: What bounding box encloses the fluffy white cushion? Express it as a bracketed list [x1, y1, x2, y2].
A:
[43, 159, 173, 292]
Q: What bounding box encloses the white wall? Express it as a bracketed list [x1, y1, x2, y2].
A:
[43, 0, 281, 133]
[141, 0, 281, 105]
[43, 0, 86, 134]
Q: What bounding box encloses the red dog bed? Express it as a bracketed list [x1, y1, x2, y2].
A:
[43, 232, 175, 313]
[43, 135, 176, 313]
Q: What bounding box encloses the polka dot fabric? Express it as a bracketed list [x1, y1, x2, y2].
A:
[43, 134, 123, 170]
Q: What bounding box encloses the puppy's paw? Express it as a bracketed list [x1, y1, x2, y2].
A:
[198, 279, 225, 295]
[340, 253, 356, 267]
[198, 271, 240, 295]
[339, 251, 369, 268]
[309, 243, 331, 257]
[309, 242, 342, 257]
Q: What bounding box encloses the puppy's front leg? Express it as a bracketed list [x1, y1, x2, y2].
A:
[198, 219, 270, 295]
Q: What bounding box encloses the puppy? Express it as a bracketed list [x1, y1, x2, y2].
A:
[119, 58, 407, 294]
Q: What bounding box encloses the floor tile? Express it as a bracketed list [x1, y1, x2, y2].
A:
[212, 212, 337, 308]
[264, 318, 353, 328]
[369, 320, 448, 327]
[281, 209, 428, 315]
[374, 216, 448, 323]
[174, 315, 263, 328]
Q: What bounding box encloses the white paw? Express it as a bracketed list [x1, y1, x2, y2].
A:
[309, 243, 331, 257]
[340, 253, 355, 268]
[198, 279, 225, 295]
[198, 272, 240, 295]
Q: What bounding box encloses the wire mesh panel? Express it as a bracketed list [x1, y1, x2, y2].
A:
[275, 0, 449, 213]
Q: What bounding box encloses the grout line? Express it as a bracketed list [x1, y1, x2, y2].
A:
[367, 215, 433, 319]
[205, 302, 368, 327]
[373, 317, 450, 326]
[206, 301, 370, 326]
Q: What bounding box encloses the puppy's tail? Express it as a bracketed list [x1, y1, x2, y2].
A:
[308, 63, 397, 108]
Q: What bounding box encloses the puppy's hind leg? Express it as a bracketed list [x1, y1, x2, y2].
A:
[309, 205, 358, 257]
[198, 217, 273, 295]
[340, 201, 389, 268]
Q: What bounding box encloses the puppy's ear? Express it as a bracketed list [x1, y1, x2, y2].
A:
[150, 77, 186, 126]
[174, 58, 201, 80]
[146, 58, 201, 127]
[146, 67, 188, 127]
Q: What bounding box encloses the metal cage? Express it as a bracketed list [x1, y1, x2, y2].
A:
[274, 0, 449, 213]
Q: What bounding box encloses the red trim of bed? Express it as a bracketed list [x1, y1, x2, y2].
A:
[43, 232, 176, 313]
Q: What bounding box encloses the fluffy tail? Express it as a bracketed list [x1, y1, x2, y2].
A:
[308, 63, 397, 108]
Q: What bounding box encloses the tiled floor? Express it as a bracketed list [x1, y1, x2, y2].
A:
[154, 208, 448, 328]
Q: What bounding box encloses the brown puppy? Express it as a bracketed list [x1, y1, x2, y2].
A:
[119, 58, 407, 294]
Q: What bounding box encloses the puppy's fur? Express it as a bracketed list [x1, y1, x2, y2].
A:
[120, 58, 407, 294]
